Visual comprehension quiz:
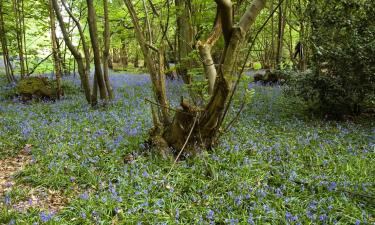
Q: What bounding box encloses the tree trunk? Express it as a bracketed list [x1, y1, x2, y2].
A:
[120, 40, 129, 67]
[0, 0, 15, 83]
[20, 0, 28, 75]
[48, 0, 62, 99]
[52, 0, 91, 103]
[125, 0, 266, 156]
[124, 0, 170, 125]
[163, 0, 267, 153]
[134, 52, 139, 68]
[197, 9, 222, 95]
[103, 0, 114, 100]
[12, 0, 26, 78]
[275, 0, 285, 69]
[175, 0, 194, 84]
[86, 0, 108, 105]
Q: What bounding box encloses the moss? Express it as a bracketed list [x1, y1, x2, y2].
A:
[16, 77, 57, 101]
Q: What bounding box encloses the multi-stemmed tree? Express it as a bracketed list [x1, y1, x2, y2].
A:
[124, 0, 267, 156]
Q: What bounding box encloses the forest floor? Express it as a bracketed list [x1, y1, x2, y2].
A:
[0, 72, 374, 224]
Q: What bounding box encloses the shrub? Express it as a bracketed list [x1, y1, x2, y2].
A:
[288, 0, 375, 118]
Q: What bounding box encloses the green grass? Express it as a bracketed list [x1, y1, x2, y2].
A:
[0, 75, 374, 225]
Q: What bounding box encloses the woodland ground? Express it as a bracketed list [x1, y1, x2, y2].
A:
[0, 71, 374, 225]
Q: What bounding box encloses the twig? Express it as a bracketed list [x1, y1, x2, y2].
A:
[166, 113, 199, 177]
[27, 53, 53, 76]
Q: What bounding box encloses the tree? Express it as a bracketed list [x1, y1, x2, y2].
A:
[52, 0, 92, 103]
[86, 0, 108, 104]
[48, 0, 62, 99]
[124, 0, 266, 156]
[103, 0, 114, 100]
[0, 0, 16, 83]
[175, 0, 194, 84]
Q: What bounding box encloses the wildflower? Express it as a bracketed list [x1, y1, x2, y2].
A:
[207, 210, 214, 220]
[80, 212, 86, 219]
[175, 208, 180, 222]
[247, 213, 255, 225]
[40, 212, 53, 223]
[234, 196, 242, 206]
[319, 214, 328, 222]
[79, 192, 89, 200]
[328, 182, 337, 191]
[142, 171, 149, 178]
[4, 195, 11, 205]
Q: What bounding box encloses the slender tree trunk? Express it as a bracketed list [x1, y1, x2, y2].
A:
[134, 52, 139, 68]
[175, 0, 194, 84]
[86, 0, 108, 104]
[52, 0, 91, 103]
[124, 0, 170, 125]
[0, 0, 15, 83]
[48, 0, 62, 99]
[275, 0, 285, 69]
[12, 0, 26, 78]
[102, 0, 114, 100]
[197, 9, 222, 95]
[20, 0, 28, 74]
[121, 40, 129, 67]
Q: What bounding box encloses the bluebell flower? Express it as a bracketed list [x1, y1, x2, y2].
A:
[175, 208, 180, 222]
[79, 192, 89, 200]
[328, 182, 337, 191]
[40, 212, 53, 223]
[80, 212, 86, 219]
[207, 210, 214, 220]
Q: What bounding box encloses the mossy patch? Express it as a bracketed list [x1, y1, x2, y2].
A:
[16, 77, 58, 101]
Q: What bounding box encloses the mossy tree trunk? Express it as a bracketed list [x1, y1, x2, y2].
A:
[125, 0, 266, 156]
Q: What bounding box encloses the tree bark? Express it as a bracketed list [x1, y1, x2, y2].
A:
[103, 0, 114, 100]
[0, 0, 15, 83]
[275, 0, 285, 69]
[126, 0, 266, 156]
[164, 0, 267, 152]
[197, 8, 222, 95]
[86, 0, 108, 105]
[175, 0, 194, 84]
[123, 0, 170, 125]
[52, 0, 91, 103]
[48, 0, 62, 99]
[121, 41, 129, 67]
[12, 0, 26, 78]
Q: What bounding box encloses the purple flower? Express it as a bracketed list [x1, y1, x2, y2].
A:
[79, 192, 89, 200]
[328, 182, 337, 191]
[40, 212, 53, 223]
[207, 210, 214, 220]
[175, 208, 180, 222]
[4, 195, 11, 205]
[319, 214, 328, 221]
